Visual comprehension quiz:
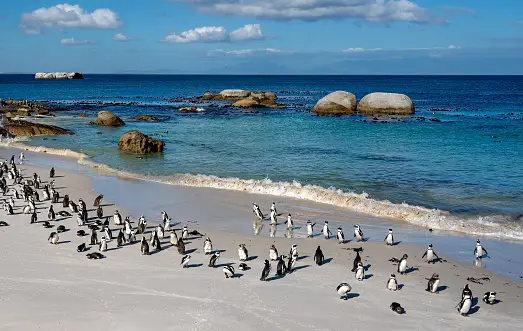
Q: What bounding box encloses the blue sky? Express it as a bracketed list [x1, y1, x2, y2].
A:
[0, 0, 522, 74]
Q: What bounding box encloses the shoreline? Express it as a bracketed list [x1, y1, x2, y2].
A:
[0, 153, 522, 330]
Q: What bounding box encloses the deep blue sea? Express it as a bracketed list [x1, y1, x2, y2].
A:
[1, 74, 522, 239]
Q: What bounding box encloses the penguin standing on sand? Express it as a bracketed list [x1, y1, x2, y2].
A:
[336, 283, 352, 300]
[69, 201, 78, 213]
[208, 252, 220, 267]
[314, 246, 324, 266]
[289, 244, 298, 259]
[351, 248, 363, 272]
[238, 244, 248, 261]
[140, 237, 150, 255]
[397, 254, 408, 275]
[151, 231, 162, 251]
[286, 255, 296, 273]
[93, 194, 103, 207]
[99, 236, 107, 252]
[337, 228, 345, 244]
[286, 214, 293, 229]
[47, 206, 55, 221]
[90, 229, 99, 246]
[269, 245, 278, 261]
[117, 229, 125, 247]
[223, 265, 235, 279]
[79, 199, 87, 213]
[483, 292, 497, 305]
[306, 221, 316, 238]
[62, 195, 69, 208]
[422, 244, 440, 263]
[50, 167, 55, 178]
[113, 210, 122, 226]
[355, 262, 365, 281]
[48, 232, 59, 245]
[204, 237, 213, 255]
[260, 260, 271, 281]
[97, 205, 103, 219]
[137, 216, 146, 234]
[384, 229, 394, 246]
[124, 217, 133, 236]
[322, 221, 332, 239]
[170, 230, 178, 246]
[387, 274, 398, 291]
[253, 203, 263, 220]
[474, 239, 488, 259]
[177, 238, 185, 255]
[462, 284, 472, 300]
[457, 293, 472, 316]
[181, 255, 191, 268]
[157, 224, 164, 238]
[426, 273, 440, 293]
[102, 225, 112, 240]
[182, 226, 188, 240]
[276, 255, 287, 276]
[354, 224, 364, 242]
[270, 209, 277, 225]
[163, 218, 171, 232]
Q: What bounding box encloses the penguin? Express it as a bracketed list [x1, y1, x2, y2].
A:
[69, 201, 78, 213]
[57, 225, 66, 233]
[462, 284, 472, 300]
[336, 283, 352, 299]
[117, 229, 125, 247]
[351, 248, 362, 272]
[170, 230, 178, 246]
[163, 218, 171, 232]
[314, 246, 324, 266]
[276, 255, 287, 276]
[154, 231, 162, 251]
[269, 245, 278, 261]
[181, 255, 191, 268]
[48, 206, 55, 221]
[0, 221, 9, 226]
[253, 203, 263, 219]
[270, 202, 277, 215]
[387, 274, 398, 291]
[286, 255, 296, 273]
[22, 204, 31, 214]
[422, 244, 440, 263]
[86, 252, 105, 260]
[238, 244, 248, 262]
[77, 229, 86, 237]
[289, 244, 298, 259]
[124, 217, 132, 236]
[384, 229, 394, 246]
[483, 291, 497, 305]
[270, 209, 277, 225]
[6, 203, 13, 215]
[77, 243, 87, 252]
[457, 293, 472, 316]
[30, 211, 37, 224]
[8, 197, 14, 208]
[99, 236, 107, 252]
[286, 214, 293, 229]
[204, 237, 213, 255]
[103, 226, 112, 240]
[156, 224, 164, 239]
[177, 238, 185, 255]
[322, 221, 332, 239]
[208, 252, 220, 267]
[426, 273, 440, 293]
[76, 212, 84, 226]
[103, 217, 110, 227]
[390, 302, 405, 314]
[223, 265, 235, 278]
[140, 237, 150, 255]
[93, 194, 104, 207]
[62, 195, 69, 208]
[238, 263, 249, 271]
[161, 210, 169, 222]
[50, 167, 55, 178]
[337, 227, 345, 244]
[474, 239, 488, 259]
[48, 232, 59, 245]
[269, 223, 277, 238]
[136, 216, 146, 234]
[182, 226, 188, 240]
[397, 254, 408, 275]
[355, 262, 365, 281]
[90, 230, 99, 246]
[42, 221, 52, 228]
[113, 210, 122, 226]
[260, 260, 271, 281]
[97, 205, 103, 219]
[78, 198, 86, 211]
[354, 224, 364, 242]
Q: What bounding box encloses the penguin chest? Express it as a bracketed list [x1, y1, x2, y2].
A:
[337, 286, 350, 296]
[51, 236, 58, 244]
[399, 260, 407, 272]
[476, 247, 483, 258]
[204, 242, 212, 252]
[460, 299, 471, 314]
[356, 268, 364, 280]
[386, 235, 393, 245]
[388, 280, 398, 291]
[431, 279, 440, 293]
[170, 234, 177, 245]
[269, 250, 277, 260]
[239, 249, 247, 261]
[307, 226, 313, 235]
[427, 250, 434, 262]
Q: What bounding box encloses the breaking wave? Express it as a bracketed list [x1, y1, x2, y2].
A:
[2, 141, 522, 241]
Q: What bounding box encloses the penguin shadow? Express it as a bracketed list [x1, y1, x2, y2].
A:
[292, 265, 311, 272]
[106, 246, 122, 252]
[58, 240, 71, 244]
[247, 255, 258, 261]
[436, 285, 448, 292]
[213, 249, 227, 254]
[52, 187, 66, 190]
[296, 255, 309, 261]
[343, 293, 360, 300]
[398, 284, 405, 290]
[231, 273, 244, 279]
[100, 203, 115, 208]
[149, 249, 164, 256]
[392, 241, 402, 246]
[52, 175, 65, 178]
[405, 267, 419, 274]
[364, 274, 373, 280]
[215, 262, 234, 268]
[266, 274, 283, 282]
[322, 258, 333, 265]
[187, 263, 203, 268]
[429, 258, 443, 264]
[364, 264, 371, 271]
[185, 248, 197, 254]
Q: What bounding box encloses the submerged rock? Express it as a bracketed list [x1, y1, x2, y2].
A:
[129, 115, 162, 122]
[35, 72, 83, 80]
[91, 111, 125, 127]
[357, 92, 415, 115]
[312, 91, 357, 115]
[117, 130, 165, 154]
[4, 119, 73, 136]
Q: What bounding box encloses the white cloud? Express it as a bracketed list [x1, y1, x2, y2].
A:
[164, 24, 264, 43]
[207, 48, 290, 56]
[174, 0, 443, 23]
[113, 33, 133, 41]
[20, 3, 121, 34]
[343, 45, 459, 52]
[60, 37, 94, 45]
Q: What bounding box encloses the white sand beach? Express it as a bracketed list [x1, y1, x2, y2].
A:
[0, 150, 522, 331]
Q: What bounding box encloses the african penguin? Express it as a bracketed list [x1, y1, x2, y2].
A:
[260, 260, 271, 281]
[426, 273, 440, 293]
[48, 232, 59, 245]
[337, 228, 345, 244]
[354, 224, 364, 242]
[422, 244, 440, 263]
[483, 292, 497, 305]
[387, 274, 398, 291]
[269, 245, 278, 261]
[208, 252, 220, 268]
[355, 262, 365, 281]
[397, 254, 408, 275]
[238, 244, 248, 262]
[181, 255, 191, 268]
[223, 265, 235, 278]
[314, 246, 324, 266]
[384, 229, 394, 246]
[204, 237, 213, 255]
[336, 283, 352, 300]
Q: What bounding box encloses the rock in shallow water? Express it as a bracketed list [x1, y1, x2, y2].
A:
[91, 111, 125, 127]
[117, 130, 165, 154]
[312, 91, 357, 115]
[128, 115, 162, 122]
[4, 119, 73, 136]
[357, 92, 415, 115]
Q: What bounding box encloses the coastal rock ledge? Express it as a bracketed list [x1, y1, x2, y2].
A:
[4, 119, 73, 136]
[357, 92, 415, 115]
[117, 130, 165, 154]
[201, 89, 285, 108]
[35, 72, 83, 80]
[312, 91, 357, 115]
[91, 111, 125, 127]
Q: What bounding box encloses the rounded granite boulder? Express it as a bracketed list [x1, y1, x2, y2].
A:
[357, 92, 415, 115]
[117, 130, 165, 154]
[312, 91, 357, 115]
[91, 111, 125, 127]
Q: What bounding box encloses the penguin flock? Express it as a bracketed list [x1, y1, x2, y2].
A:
[0, 158, 502, 319]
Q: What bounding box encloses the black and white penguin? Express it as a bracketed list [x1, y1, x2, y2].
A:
[269, 209, 277, 226]
[69, 201, 78, 213]
[77, 229, 86, 237]
[253, 203, 263, 219]
[474, 239, 488, 259]
[156, 224, 165, 239]
[103, 226, 112, 240]
[355, 262, 365, 281]
[86, 252, 105, 260]
[140, 237, 150, 255]
[170, 230, 178, 246]
[93, 194, 104, 207]
[113, 210, 122, 226]
[483, 291, 497, 305]
[204, 237, 213, 255]
[337, 228, 345, 244]
[269, 244, 278, 261]
[457, 293, 472, 316]
[390, 302, 405, 314]
[314, 246, 324, 266]
[181, 226, 188, 240]
[387, 274, 398, 291]
[223, 265, 235, 278]
[286, 214, 293, 229]
[289, 244, 298, 259]
[78, 198, 86, 212]
[354, 224, 364, 242]
[384, 229, 394, 246]
[286, 255, 296, 273]
[270, 202, 277, 214]
[30, 211, 37, 224]
[97, 205, 103, 219]
[181, 255, 191, 268]
[238, 263, 248, 271]
[48, 232, 59, 245]
[77, 243, 87, 252]
[462, 284, 472, 300]
[154, 231, 161, 251]
[260, 260, 271, 281]
[48, 205, 55, 221]
[76, 212, 84, 226]
[49, 167, 55, 178]
[208, 252, 220, 267]
[322, 221, 332, 239]
[426, 273, 440, 293]
[397, 254, 408, 275]
[117, 229, 125, 247]
[238, 244, 248, 261]
[422, 244, 440, 263]
[351, 248, 363, 272]
[124, 217, 132, 236]
[57, 225, 66, 233]
[62, 195, 69, 208]
[306, 220, 316, 238]
[177, 238, 185, 255]
[90, 230, 99, 246]
[0, 221, 9, 226]
[42, 221, 52, 228]
[276, 255, 287, 276]
[336, 283, 352, 299]
[163, 218, 171, 232]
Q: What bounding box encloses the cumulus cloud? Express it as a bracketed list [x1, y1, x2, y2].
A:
[164, 24, 264, 43]
[113, 33, 133, 42]
[20, 3, 121, 34]
[60, 37, 94, 45]
[173, 0, 443, 23]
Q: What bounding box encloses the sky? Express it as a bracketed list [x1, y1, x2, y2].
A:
[0, 0, 522, 74]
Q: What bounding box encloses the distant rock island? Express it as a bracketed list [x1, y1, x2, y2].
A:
[35, 72, 83, 80]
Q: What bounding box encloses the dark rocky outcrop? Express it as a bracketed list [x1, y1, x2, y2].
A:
[91, 111, 125, 127]
[117, 130, 165, 154]
[0, 99, 56, 117]
[128, 115, 162, 122]
[200, 90, 284, 108]
[3, 119, 73, 136]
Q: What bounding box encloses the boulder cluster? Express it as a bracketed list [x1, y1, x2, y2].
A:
[0, 99, 54, 117]
[200, 90, 285, 108]
[35, 72, 83, 80]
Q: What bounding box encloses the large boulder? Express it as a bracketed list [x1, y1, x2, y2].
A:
[129, 115, 162, 122]
[357, 92, 415, 115]
[312, 91, 357, 115]
[91, 111, 125, 127]
[117, 130, 165, 154]
[232, 95, 286, 108]
[35, 72, 83, 80]
[219, 89, 250, 100]
[4, 120, 73, 136]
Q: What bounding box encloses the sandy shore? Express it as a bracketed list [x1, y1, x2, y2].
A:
[0, 154, 522, 330]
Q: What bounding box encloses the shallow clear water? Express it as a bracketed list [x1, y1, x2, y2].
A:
[1, 74, 523, 238]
